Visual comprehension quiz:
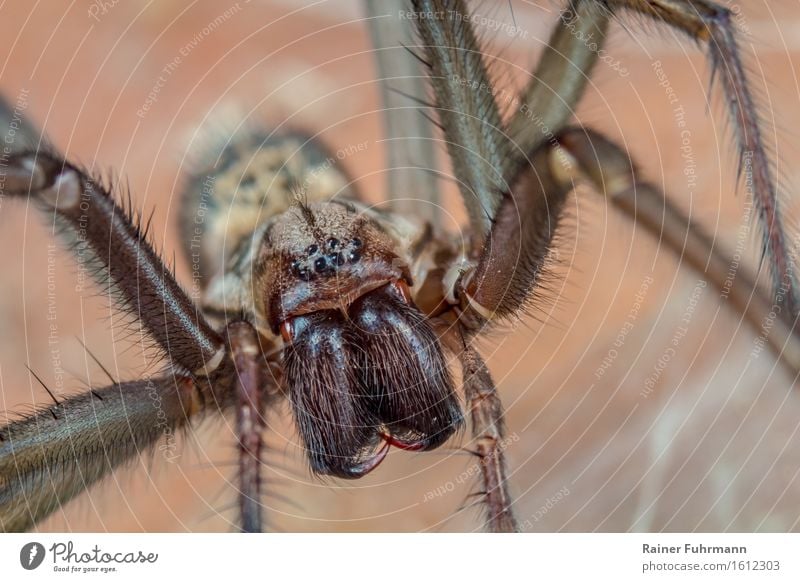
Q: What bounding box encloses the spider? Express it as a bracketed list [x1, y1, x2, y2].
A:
[1, 0, 798, 533]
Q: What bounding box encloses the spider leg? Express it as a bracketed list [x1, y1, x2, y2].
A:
[364, 0, 442, 225]
[556, 127, 800, 371]
[595, 0, 799, 319]
[437, 140, 572, 532]
[505, 1, 610, 177]
[410, 0, 511, 238]
[0, 374, 202, 532]
[453, 142, 572, 330]
[2, 150, 224, 374]
[1, 320, 278, 532]
[227, 321, 270, 533]
[459, 338, 518, 532]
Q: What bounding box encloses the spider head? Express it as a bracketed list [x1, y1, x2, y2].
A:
[255, 200, 463, 478]
[256, 200, 412, 332]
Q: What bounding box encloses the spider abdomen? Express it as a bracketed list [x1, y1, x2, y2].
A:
[179, 128, 356, 286]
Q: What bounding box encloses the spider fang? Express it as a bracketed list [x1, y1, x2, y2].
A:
[390, 279, 413, 304]
[280, 319, 294, 344]
[380, 432, 428, 452]
[337, 441, 391, 479]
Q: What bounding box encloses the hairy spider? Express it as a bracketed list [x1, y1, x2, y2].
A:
[1, 0, 799, 533]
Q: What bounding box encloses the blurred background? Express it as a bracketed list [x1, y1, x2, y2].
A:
[2, 0, 800, 532]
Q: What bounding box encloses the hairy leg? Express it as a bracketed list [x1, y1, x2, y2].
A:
[0, 374, 201, 532]
[459, 340, 518, 532]
[227, 321, 270, 533]
[453, 142, 572, 330]
[506, 0, 796, 322]
[598, 0, 799, 319]
[505, 1, 609, 178]
[438, 139, 573, 531]
[410, 0, 511, 238]
[2, 150, 223, 374]
[556, 127, 800, 371]
[0, 320, 277, 532]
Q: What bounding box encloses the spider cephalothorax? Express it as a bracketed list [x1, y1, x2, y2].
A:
[255, 201, 413, 328]
[184, 128, 466, 479]
[251, 200, 464, 478]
